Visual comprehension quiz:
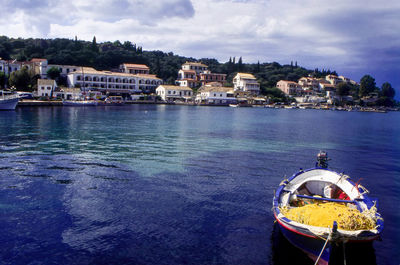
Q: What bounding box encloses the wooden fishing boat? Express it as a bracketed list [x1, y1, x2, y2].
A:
[272, 152, 383, 264]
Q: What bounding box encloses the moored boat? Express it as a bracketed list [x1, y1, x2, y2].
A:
[63, 100, 98, 106]
[0, 91, 19, 110]
[272, 152, 383, 264]
[105, 96, 124, 105]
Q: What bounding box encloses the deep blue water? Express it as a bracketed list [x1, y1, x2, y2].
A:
[0, 105, 399, 265]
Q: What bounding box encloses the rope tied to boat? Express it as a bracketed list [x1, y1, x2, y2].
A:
[314, 222, 338, 265]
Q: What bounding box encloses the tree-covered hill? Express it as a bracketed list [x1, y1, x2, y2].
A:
[0, 36, 336, 98]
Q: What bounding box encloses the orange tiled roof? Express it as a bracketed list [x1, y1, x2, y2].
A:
[122, 63, 149, 69]
[31, 58, 47, 63]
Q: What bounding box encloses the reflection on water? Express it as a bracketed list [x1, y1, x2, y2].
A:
[0, 105, 399, 264]
[270, 223, 377, 265]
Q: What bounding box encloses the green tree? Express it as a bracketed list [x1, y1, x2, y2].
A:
[238, 56, 243, 71]
[381, 82, 395, 98]
[8, 67, 31, 91]
[359, 75, 376, 97]
[91, 36, 98, 52]
[336, 82, 351, 97]
[0, 72, 6, 89]
[46, 66, 61, 80]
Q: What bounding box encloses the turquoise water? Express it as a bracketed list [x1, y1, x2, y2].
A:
[0, 105, 399, 264]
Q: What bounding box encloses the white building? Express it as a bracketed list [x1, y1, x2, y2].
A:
[156, 85, 193, 102]
[0, 58, 27, 75]
[37, 79, 57, 97]
[31, 58, 79, 78]
[298, 77, 320, 92]
[54, 87, 82, 100]
[233, 73, 260, 95]
[195, 84, 236, 105]
[176, 62, 226, 88]
[119, 63, 150, 75]
[181, 62, 208, 74]
[325, 75, 342, 86]
[67, 67, 162, 95]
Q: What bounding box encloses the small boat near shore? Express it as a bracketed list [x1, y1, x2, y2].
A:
[0, 91, 19, 110]
[63, 100, 98, 106]
[105, 96, 124, 105]
[272, 152, 383, 264]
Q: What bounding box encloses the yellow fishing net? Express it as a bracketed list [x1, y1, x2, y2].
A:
[280, 202, 377, 230]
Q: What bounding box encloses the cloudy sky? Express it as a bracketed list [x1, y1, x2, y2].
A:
[1, 0, 399, 93]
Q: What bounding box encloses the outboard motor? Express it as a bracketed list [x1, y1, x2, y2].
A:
[316, 151, 329, 168]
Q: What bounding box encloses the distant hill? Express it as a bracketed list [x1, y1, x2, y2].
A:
[0, 36, 337, 98]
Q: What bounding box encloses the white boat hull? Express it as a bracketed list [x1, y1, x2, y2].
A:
[0, 97, 19, 110]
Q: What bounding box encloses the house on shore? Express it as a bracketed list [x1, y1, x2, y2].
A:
[156, 85, 193, 102]
[195, 83, 236, 105]
[233, 73, 260, 95]
[31, 58, 80, 79]
[37, 79, 57, 97]
[176, 62, 226, 88]
[325, 74, 342, 86]
[53, 87, 83, 100]
[276, 80, 302, 95]
[119, 63, 150, 75]
[298, 77, 320, 92]
[67, 67, 162, 96]
[0, 58, 24, 76]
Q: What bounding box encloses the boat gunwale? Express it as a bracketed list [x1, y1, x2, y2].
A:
[272, 167, 384, 239]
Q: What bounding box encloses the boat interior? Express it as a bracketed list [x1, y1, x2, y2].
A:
[288, 180, 351, 207]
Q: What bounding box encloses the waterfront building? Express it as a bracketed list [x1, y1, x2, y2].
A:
[67, 67, 162, 96]
[276, 80, 302, 95]
[338, 75, 358, 86]
[176, 69, 198, 88]
[0, 58, 29, 75]
[325, 74, 342, 86]
[119, 63, 150, 75]
[195, 83, 236, 105]
[176, 62, 226, 88]
[37, 79, 57, 97]
[199, 71, 226, 86]
[181, 62, 208, 74]
[53, 87, 82, 100]
[298, 77, 320, 92]
[233, 73, 260, 95]
[31, 58, 79, 78]
[319, 83, 336, 93]
[156, 85, 193, 102]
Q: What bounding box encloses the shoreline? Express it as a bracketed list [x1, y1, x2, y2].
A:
[15, 100, 399, 112]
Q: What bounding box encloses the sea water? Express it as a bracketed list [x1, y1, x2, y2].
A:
[0, 105, 399, 264]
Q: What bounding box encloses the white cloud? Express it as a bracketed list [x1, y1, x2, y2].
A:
[1, 0, 400, 87]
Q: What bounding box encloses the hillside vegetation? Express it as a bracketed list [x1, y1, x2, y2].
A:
[0, 36, 337, 101]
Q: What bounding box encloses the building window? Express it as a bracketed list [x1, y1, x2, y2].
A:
[168, 91, 171, 94]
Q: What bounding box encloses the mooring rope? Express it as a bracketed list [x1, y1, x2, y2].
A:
[314, 232, 331, 265]
[314, 221, 338, 265]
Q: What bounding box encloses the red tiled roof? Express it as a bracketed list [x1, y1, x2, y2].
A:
[30, 58, 47, 63]
[122, 63, 149, 69]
